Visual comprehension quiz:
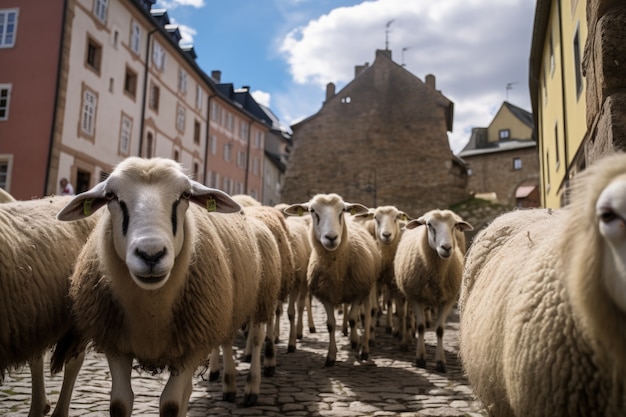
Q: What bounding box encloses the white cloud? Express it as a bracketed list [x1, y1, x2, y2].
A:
[169, 18, 197, 45]
[156, 0, 204, 9]
[251, 90, 271, 107]
[277, 0, 535, 153]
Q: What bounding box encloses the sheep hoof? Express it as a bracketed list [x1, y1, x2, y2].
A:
[243, 393, 258, 407]
[296, 333, 303, 339]
[324, 357, 336, 367]
[360, 351, 369, 361]
[222, 392, 237, 403]
[342, 330, 348, 337]
[309, 327, 316, 333]
[208, 370, 220, 382]
[414, 358, 427, 369]
[110, 400, 128, 417]
[274, 337, 280, 344]
[351, 341, 358, 350]
[263, 366, 276, 377]
[160, 401, 179, 417]
[287, 344, 296, 353]
[243, 354, 252, 363]
[436, 361, 447, 373]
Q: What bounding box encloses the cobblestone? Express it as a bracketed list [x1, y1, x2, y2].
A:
[0, 299, 488, 416]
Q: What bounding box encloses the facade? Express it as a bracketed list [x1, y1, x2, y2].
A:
[529, 0, 588, 208]
[0, 0, 270, 201]
[458, 102, 540, 208]
[281, 49, 469, 218]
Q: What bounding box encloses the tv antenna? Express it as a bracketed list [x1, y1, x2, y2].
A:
[401, 46, 412, 66]
[385, 19, 394, 50]
[505, 82, 518, 101]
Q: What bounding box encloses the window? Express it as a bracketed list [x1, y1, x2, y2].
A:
[252, 157, 259, 175]
[554, 123, 560, 168]
[193, 162, 199, 179]
[210, 101, 220, 121]
[513, 157, 522, 170]
[93, 0, 108, 22]
[0, 84, 11, 120]
[239, 121, 248, 140]
[0, 9, 18, 48]
[119, 114, 132, 156]
[237, 151, 246, 168]
[178, 68, 187, 93]
[573, 25, 583, 99]
[145, 132, 154, 158]
[176, 105, 185, 132]
[195, 85, 203, 110]
[208, 171, 218, 188]
[224, 143, 232, 162]
[173, 149, 180, 162]
[152, 42, 165, 71]
[255, 131, 264, 148]
[124, 67, 137, 98]
[235, 182, 244, 195]
[130, 21, 141, 55]
[193, 120, 201, 145]
[149, 82, 159, 111]
[225, 113, 234, 131]
[86, 37, 102, 73]
[209, 136, 217, 155]
[499, 129, 510, 140]
[0, 156, 11, 190]
[81, 88, 97, 137]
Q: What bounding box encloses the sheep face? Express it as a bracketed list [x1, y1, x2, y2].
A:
[284, 193, 369, 252]
[407, 210, 473, 259]
[596, 174, 626, 311]
[57, 157, 242, 290]
[374, 206, 409, 245]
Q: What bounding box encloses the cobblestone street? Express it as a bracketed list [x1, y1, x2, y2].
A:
[1, 299, 488, 416]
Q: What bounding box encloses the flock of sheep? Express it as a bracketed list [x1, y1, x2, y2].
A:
[1, 152, 625, 417]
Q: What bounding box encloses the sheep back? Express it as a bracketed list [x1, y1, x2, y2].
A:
[67, 204, 261, 373]
[459, 208, 619, 416]
[0, 196, 97, 377]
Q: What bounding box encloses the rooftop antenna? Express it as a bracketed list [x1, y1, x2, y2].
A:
[385, 19, 394, 50]
[505, 82, 518, 101]
[401, 46, 411, 66]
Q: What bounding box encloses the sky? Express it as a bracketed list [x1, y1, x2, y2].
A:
[155, 0, 537, 154]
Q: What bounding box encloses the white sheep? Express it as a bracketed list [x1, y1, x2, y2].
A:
[52, 157, 265, 416]
[459, 152, 626, 416]
[285, 193, 381, 366]
[394, 209, 473, 372]
[0, 195, 98, 417]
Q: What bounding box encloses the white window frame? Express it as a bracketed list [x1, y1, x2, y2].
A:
[81, 89, 97, 137]
[0, 154, 13, 192]
[237, 151, 246, 168]
[178, 68, 187, 93]
[130, 21, 141, 55]
[209, 135, 217, 155]
[239, 121, 248, 140]
[152, 42, 165, 71]
[195, 85, 203, 110]
[224, 143, 232, 162]
[0, 84, 12, 120]
[0, 9, 19, 48]
[93, 0, 108, 23]
[176, 104, 185, 132]
[513, 157, 523, 170]
[255, 131, 264, 148]
[119, 114, 132, 156]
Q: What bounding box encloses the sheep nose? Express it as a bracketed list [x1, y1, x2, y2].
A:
[135, 247, 167, 268]
[382, 231, 392, 239]
[441, 243, 451, 253]
[325, 233, 338, 243]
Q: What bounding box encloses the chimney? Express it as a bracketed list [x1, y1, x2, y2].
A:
[376, 49, 392, 60]
[211, 70, 221, 83]
[425, 74, 436, 89]
[326, 82, 335, 102]
[354, 62, 369, 78]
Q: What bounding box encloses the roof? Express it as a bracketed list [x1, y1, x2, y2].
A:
[459, 139, 537, 157]
[503, 101, 533, 128]
[515, 185, 537, 198]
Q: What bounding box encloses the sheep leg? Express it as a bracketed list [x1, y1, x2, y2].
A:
[51, 350, 85, 417]
[306, 292, 316, 333]
[243, 324, 253, 363]
[243, 321, 265, 406]
[220, 343, 237, 403]
[108, 354, 134, 417]
[296, 286, 306, 340]
[208, 347, 221, 381]
[264, 310, 277, 377]
[412, 301, 428, 369]
[323, 301, 338, 367]
[160, 365, 194, 417]
[368, 284, 378, 346]
[433, 301, 454, 373]
[287, 287, 299, 352]
[399, 298, 411, 351]
[274, 302, 283, 344]
[360, 294, 372, 361]
[28, 354, 51, 417]
[348, 302, 360, 350]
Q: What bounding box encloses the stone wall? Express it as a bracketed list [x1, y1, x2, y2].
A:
[583, 0, 626, 162]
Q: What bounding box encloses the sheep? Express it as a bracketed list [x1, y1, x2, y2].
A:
[394, 209, 473, 372]
[0, 195, 98, 417]
[285, 193, 381, 366]
[0, 187, 15, 203]
[458, 152, 626, 416]
[52, 157, 265, 416]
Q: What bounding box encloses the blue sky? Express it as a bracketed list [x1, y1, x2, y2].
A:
[156, 0, 536, 154]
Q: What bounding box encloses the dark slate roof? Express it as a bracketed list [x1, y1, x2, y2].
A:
[503, 101, 533, 128]
[215, 84, 273, 126]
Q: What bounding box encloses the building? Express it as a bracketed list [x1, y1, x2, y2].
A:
[281, 49, 469, 217]
[0, 0, 271, 201]
[458, 101, 540, 208]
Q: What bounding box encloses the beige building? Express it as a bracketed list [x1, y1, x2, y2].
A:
[0, 0, 271, 200]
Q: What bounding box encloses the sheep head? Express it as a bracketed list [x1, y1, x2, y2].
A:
[57, 157, 242, 290]
[373, 206, 410, 245]
[406, 209, 473, 259]
[284, 193, 368, 251]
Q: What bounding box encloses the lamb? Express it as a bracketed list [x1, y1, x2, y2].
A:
[285, 193, 381, 366]
[52, 157, 265, 416]
[458, 152, 626, 416]
[0, 195, 98, 417]
[394, 209, 473, 372]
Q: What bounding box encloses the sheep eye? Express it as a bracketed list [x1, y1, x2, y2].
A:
[181, 191, 192, 200]
[314, 213, 320, 223]
[599, 209, 618, 223]
[105, 191, 116, 201]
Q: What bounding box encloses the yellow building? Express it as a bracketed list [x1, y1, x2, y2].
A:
[529, 0, 588, 208]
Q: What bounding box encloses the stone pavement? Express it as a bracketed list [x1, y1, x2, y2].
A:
[0, 299, 488, 416]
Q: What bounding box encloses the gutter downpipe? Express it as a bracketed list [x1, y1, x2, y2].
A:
[204, 92, 216, 185]
[139, 28, 158, 157]
[244, 119, 253, 194]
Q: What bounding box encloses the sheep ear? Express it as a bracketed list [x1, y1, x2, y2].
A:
[57, 181, 109, 221]
[456, 220, 474, 232]
[188, 180, 242, 213]
[353, 209, 375, 221]
[284, 203, 310, 217]
[405, 218, 425, 230]
[398, 211, 411, 221]
[344, 203, 369, 216]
